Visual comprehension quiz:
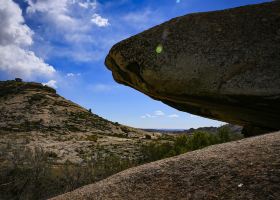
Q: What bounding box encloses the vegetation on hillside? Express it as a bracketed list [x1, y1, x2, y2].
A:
[140, 127, 243, 162]
[0, 147, 135, 200]
[0, 126, 243, 199]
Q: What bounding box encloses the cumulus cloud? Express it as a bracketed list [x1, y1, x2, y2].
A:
[43, 80, 57, 88]
[25, 0, 110, 62]
[0, 45, 55, 79]
[91, 14, 110, 27]
[0, 1, 33, 46]
[0, 0, 55, 79]
[26, 0, 79, 31]
[26, 0, 109, 30]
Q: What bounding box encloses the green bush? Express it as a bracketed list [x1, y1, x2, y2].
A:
[0, 147, 135, 200]
[140, 128, 243, 163]
[85, 135, 98, 142]
[145, 134, 152, 139]
[140, 142, 174, 162]
[217, 127, 230, 143]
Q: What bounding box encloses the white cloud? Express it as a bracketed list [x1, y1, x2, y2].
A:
[66, 72, 81, 77]
[168, 114, 179, 118]
[146, 114, 156, 118]
[26, 0, 109, 30]
[141, 111, 180, 119]
[25, 0, 110, 62]
[154, 110, 165, 116]
[89, 84, 119, 92]
[140, 113, 157, 119]
[0, 0, 33, 46]
[91, 14, 110, 27]
[43, 80, 57, 89]
[78, 0, 97, 9]
[0, 0, 55, 80]
[66, 73, 75, 77]
[26, 0, 78, 30]
[0, 45, 55, 79]
[26, 0, 68, 14]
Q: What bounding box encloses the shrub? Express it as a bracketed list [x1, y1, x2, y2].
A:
[85, 135, 98, 142]
[145, 134, 152, 139]
[0, 147, 136, 200]
[140, 128, 243, 163]
[140, 142, 174, 162]
[187, 131, 212, 150]
[217, 127, 230, 143]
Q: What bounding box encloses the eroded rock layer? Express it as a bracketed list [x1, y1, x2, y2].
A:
[52, 132, 280, 200]
[105, 2, 280, 135]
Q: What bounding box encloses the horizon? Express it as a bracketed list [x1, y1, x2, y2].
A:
[0, 0, 270, 129]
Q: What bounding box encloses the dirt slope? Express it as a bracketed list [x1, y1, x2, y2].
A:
[52, 132, 280, 200]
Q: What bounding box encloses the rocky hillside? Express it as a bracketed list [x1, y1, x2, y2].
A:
[0, 79, 141, 135]
[0, 79, 160, 164]
[52, 132, 280, 200]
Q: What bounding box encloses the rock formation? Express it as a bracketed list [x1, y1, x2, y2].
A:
[105, 1, 280, 136]
[52, 131, 280, 200]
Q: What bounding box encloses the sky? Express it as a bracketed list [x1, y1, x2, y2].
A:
[0, 0, 271, 129]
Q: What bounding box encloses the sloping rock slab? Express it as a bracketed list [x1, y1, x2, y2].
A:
[105, 2, 280, 134]
[52, 132, 280, 200]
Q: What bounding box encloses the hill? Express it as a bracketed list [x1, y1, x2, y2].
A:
[0, 79, 168, 199]
[53, 132, 280, 200]
[0, 79, 161, 164]
[0, 79, 145, 136]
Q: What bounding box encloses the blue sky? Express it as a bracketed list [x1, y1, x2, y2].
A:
[0, 0, 271, 129]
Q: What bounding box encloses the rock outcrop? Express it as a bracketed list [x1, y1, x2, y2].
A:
[105, 1, 280, 136]
[52, 132, 280, 200]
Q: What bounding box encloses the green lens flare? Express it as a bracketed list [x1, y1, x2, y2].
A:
[156, 44, 163, 54]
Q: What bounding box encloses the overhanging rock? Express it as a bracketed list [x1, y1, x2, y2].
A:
[105, 2, 280, 136]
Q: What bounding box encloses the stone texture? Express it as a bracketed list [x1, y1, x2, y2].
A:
[105, 2, 280, 136]
[52, 132, 280, 200]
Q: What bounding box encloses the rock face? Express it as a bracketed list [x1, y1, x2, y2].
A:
[105, 2, 280, 136]
[52, 132, 280, 200]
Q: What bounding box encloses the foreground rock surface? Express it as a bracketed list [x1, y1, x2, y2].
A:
[52, 132, 280, 200]
[105, 2, 280, 135]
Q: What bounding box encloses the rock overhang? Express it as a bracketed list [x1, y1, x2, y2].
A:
[105, 1, 280, 136]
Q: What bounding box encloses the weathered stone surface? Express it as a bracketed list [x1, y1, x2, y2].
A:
[52, 132, 280, 200]
[105, 2, 280, 135]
